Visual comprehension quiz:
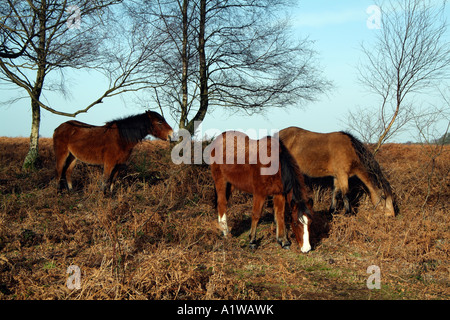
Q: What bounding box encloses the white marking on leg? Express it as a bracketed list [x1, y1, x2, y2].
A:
[218, 214, 228, 236]
[299, 215, 311, 253]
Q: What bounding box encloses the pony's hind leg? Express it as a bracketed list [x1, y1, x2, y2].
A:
[249, 194, 265, 249]
[55, 149, 68, 193]
[273, 194, 290, 249]
[64, 154, 77, 191]
[56, 152, 75, 192]
[56, 162, 67, 193]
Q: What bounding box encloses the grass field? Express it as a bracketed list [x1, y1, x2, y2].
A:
[0, 137, 448, 299]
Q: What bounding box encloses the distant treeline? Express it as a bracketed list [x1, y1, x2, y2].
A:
[436, 132, 450, 145]
[403, 132, 450, 145]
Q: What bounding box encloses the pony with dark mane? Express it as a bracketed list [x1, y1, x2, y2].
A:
[279, 127, 396, 216]
[208, 131, 314, 253]
[53, 110, 173, 193]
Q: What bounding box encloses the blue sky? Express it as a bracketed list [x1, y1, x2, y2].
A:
[199, 0, 391, 139]
[0, 0, 447, 141]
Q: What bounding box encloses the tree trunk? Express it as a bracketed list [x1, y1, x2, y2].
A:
[22, 100, 41, 170]
[373, 103, 400, 155]
[179, 0, 189, 130]
[22, 69, 44, 171]
[22, 0, 46, 171]
[185, 0, 208, 135]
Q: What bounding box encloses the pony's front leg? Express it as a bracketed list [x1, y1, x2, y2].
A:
[109, 164, 125, 193]
[218, 213, 228, 236]
[102, 164, 115, 195]
[273, 194, 290, 249]
[330, 176, 351, 214]
[249, 195, 265, 249]
[215, 182, 229, 236]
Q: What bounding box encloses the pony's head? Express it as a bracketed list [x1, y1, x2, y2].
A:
[278, 138, 314, 253]
[380, 188, 396, 217]
[372, 172, 396, 217]
[291, 199, 313, 253]
[146, 110, 173, 141]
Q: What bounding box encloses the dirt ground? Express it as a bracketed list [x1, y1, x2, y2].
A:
[0, 137, 448, 299]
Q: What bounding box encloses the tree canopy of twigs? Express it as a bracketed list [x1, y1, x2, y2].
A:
[131, 0, 331, 133]
[351, 0, 450, 153]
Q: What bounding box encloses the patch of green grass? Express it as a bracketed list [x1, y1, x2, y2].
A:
[42, 261, 57, 270]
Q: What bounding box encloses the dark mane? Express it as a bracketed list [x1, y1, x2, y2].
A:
[107, 112, 152, 143]
[340, 131, 392, 196]
[279, 139, 303, 204]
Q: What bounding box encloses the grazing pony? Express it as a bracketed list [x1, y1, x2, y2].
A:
[208, 131, 313, 253]
[279, 127, 396, 217]
[53, 110, 173, 193]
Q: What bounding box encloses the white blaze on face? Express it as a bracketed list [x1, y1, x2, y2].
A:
[300, 215, 311, 253]
[218, 214, 228, 236]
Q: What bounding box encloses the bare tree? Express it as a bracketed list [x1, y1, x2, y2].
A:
[353, 0, 450, 153]
[0, 0, 165, 170]
[134, 0, 330, 134]
[346, 104, 414, 144]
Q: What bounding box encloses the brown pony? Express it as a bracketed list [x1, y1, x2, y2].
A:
[208, 131, 314, 253]
[53, 110, 173, 193]
[279, 127, 396, 217]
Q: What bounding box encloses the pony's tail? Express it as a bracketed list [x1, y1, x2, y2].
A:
[342, 132, 393, 197]
[279, 140, 304, 205]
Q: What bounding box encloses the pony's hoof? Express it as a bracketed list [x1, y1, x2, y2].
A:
[249, 242, 258, 250]
[220, 233, 229, 240]
[277, 239, 291, 250]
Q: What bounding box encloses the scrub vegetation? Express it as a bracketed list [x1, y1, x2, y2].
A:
[0, 137, 448, 299]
